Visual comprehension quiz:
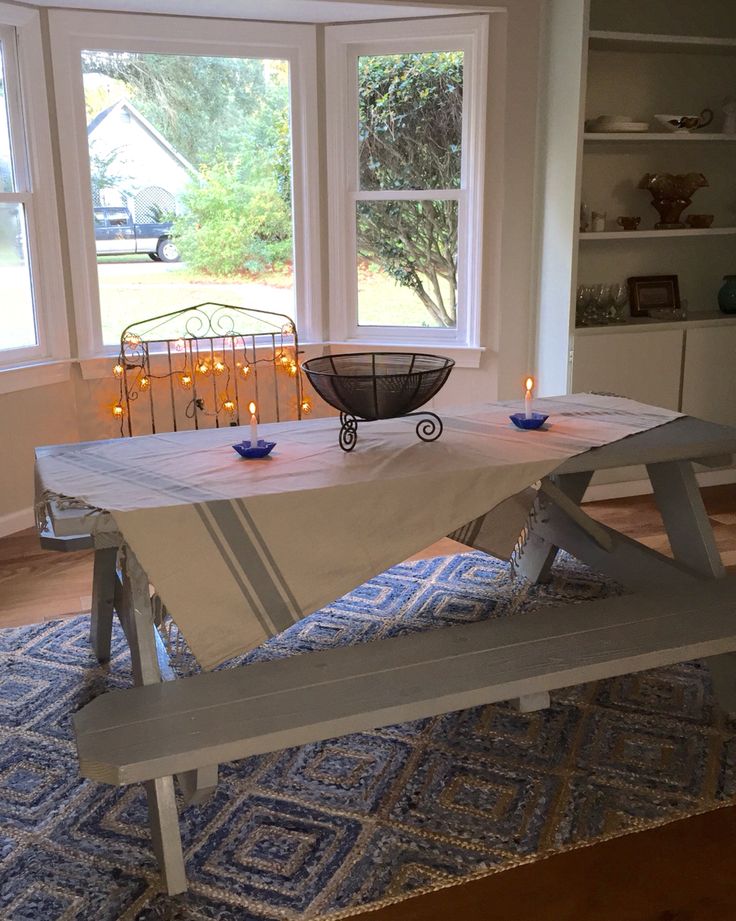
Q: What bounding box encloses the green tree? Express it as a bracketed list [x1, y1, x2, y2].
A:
[357, 52, 463, 327]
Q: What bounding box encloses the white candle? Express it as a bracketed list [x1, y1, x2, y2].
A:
[524, 377, 534, 419]
[249, 401, 259, 445]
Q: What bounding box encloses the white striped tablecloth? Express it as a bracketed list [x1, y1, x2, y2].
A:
[36, 394, 681, 668]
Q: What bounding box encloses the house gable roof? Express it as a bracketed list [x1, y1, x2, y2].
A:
[87, 98, 198, 176]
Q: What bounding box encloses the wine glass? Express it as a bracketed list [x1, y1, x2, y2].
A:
[610, 282, 628, 323]
[592, 283, 612, 325]
[576, 285, 593, 326]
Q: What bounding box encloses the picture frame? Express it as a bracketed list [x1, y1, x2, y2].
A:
[627, 274, 680, 318]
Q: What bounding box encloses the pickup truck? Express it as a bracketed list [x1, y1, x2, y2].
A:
[93, 207, 181, 262]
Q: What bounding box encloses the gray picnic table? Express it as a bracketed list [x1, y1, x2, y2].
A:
[35, 410, 736, 895]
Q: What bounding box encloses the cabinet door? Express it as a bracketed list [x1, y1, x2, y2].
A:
[572, 330, 683, 410]
[681, 326, 736, 427]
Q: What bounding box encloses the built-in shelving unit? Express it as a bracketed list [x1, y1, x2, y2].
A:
[579, 227, 736, 241]
[565, 0, 736, 434]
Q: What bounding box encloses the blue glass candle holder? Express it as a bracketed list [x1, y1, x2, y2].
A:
[232, 439, 276, 459]
[509, 412, 549, 430]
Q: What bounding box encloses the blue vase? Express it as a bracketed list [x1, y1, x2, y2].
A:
[718, 275, 736, 314]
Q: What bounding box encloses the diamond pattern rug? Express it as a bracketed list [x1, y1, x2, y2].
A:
[1, 551, 735, 920]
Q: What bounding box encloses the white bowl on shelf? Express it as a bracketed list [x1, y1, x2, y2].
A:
[587, 115, 650, 133]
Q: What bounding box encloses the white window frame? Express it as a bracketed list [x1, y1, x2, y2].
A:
[325, 16, 488, 350]
[48, 10, 320, 359]
[0, 5, 69, 375]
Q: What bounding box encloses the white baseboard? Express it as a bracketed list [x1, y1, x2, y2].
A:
[583, 467, 736, 503]
[0, 507, 35, 538]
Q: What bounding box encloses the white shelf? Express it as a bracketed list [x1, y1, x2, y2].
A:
[588, 30, 736, 55]
[584, 133, 736, 142]
[575, 312, 736, 336]
[579, 228, 736, 241]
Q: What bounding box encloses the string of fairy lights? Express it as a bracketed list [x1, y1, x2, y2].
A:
[111, 320, 312, 435]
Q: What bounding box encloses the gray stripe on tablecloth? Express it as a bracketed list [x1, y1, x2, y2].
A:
[234, 499, 301, 618]
[194, 503, 274, 637]
[53, 450, 225, 505]
[206, 500, 295, 634]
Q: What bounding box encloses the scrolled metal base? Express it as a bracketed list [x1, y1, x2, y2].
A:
[338, 410, 443, 451]
[339, 413, 359, 452]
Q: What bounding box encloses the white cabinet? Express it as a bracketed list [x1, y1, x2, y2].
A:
[681, 326, 736, 427]
[572, 329, 683, 410]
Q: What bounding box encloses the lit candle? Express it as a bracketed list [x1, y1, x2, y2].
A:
[524, 376, 534, 419]
[249, 401, 258, 445]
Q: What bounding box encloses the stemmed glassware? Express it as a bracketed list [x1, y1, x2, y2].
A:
[610, 282, 628, 323]
[577, 282, 629, 326]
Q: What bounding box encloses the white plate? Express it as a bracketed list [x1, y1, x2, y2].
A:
[588, 121, 650, 133]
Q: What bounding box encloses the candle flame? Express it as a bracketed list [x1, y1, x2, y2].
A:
[525, 376, 534, 393]
[249, 401, 256, 415]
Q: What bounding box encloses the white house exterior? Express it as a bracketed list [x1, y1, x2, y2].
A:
[87, 98, 197, 220]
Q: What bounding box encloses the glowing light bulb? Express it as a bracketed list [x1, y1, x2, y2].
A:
[112, 403, 124, 418]
[197, 360, 210, 375]
[280, 353, 290, 367]
[240, 364, 251, 378]
[139, 376, 150, 390]
[180, 373, 193, 388]
[288, 363, 298, 377]
[213, 359, 226, 374]
[223, 398, 236, 414]
[113, 363, 124, 378]
[301, 398, 312, 415]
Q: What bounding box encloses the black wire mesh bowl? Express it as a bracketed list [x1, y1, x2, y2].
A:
[301, 352, 455, 450]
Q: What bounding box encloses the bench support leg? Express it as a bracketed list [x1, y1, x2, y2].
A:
[90, 547, 118, 663]
[647, 460, 732, 713]
[121, 545, 187, 894]
[178, 765, 219, 806]
[146, 776, 188, 896]
[513, 691, 551, 713]
[516, 472, 593, 583]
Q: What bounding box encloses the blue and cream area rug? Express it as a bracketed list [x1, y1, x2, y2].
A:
[2, 551, 736, 920]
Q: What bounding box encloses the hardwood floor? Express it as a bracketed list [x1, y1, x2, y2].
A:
[2, 484, 735, 919]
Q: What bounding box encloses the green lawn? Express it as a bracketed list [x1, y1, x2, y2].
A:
[97, 261, 451, 344]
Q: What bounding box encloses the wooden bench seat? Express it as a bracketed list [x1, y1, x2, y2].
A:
[75, 574, 736, 787]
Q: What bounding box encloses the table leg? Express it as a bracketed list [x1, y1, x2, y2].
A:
[90, 547, 117, 663]
[515, 471, 593, 583]
[647, 460, 733, 712]
[120, 545, 187, 895]
[647, 460, 725, 580]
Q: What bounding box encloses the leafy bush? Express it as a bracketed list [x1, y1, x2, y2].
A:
[175, 154, 292, 276]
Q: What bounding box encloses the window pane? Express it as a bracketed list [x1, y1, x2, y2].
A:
[0, 203, 37, 349]
[356, 199, 458, 328]
[0, 42, 16, 192]
[358, 51, 463, 192]
[81, 52, 295, 345]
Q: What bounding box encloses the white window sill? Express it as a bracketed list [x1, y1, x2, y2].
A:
[310, 342, 485, 369]
[0, 358, 72, 395]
